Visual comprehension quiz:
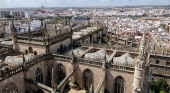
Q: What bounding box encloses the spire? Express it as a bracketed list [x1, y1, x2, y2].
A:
[28, 26, 31, 42]
[44, 22, 47, 31]
[71, 48, 75, 63]
[45, 33, 51, 54]
[23, 53, 25, 62]
[22, 53, 26, 68]
[11, 20, 16, 35]
[2, 23, 5, 32]
[51, 67, 56, 91]
[43, 22, 47, 38]
[138, 32, 146, 61]
[102, 51, 107, 69]
[11, 20, 18, 51]
[55, 24, 57, 30]
[97, 19, 99, 30]
[41, 17, 43, 27]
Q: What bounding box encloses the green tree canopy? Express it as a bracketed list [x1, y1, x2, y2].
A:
[151, 78, 170, 93]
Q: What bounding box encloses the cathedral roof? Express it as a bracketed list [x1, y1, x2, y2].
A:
[67, 47, 87, 57]
[113, 53, 136, 65]
[4, 54, 35, 67]
[84, 49, 110, 61]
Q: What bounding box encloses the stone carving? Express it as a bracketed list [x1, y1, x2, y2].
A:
[136, 32, 147, 68]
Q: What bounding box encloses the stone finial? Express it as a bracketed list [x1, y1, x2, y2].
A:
[55, 24, 57, 30]
[23, 53, 26, 68]
[97, 19, 99, 29]
[28, 26, 31, 42]
[51, 67, 56, 90]
[11, 20, 16, 36]
[136, 32, 147, 69]
[22, 53, 25, 62]
[44, 22, 47, 31]
[138, 32, 146, 61]
[71, 48, 75, 63]
[162, 45, 165, 55]
[2, 23, 5, 32]
[102, 52, 107, 69]
[41, 17, 43, 27]
[166, 45, 169, 55]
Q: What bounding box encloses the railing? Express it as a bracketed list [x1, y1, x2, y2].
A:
[17, 31, 71, 45]
[0, 65, 24, 81]
[77, 58, 103, 67]
[50, 32, 71, 45]
[26, 54, 47, 67]
[0, 47, 13, 59]
[0, 53, 52, 81]
[53, 54, 72, 60]
[110, 63, 135, 72]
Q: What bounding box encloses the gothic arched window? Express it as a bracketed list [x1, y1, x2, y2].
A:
[84, 69, 93, 92]
[2, 82, 18, 93]
[114, 76, 125, 93]
[57, 64, 65, 83]
[36, 68, 43, 83]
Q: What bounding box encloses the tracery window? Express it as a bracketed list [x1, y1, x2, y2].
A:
[2, 82, 18, 93]
[36, 68, 43, 83]
[114, 76, 125, 93]
[57, 64, 65, 83]
[84, 69, 93, 92]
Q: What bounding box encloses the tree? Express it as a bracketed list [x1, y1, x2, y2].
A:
[151, 78, 170, 93]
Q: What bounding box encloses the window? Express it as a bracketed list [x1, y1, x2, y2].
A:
[156, 60, 159, 64]
[166, 61, 170, 65]
[36, 68, 43, 83]
[84, 69, 93, 92]
[115, 76, 125, 93]
[2, 82, 18, 93]
[57, 64, 65, 83]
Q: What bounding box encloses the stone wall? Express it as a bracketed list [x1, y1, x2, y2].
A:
[106, 69, 134, 93]
[50, 38, 70, 53]
[0, 71, 26, 93]
[26, 60, 47, 92]
[76, 63, 105, 90]
[18, 43, 45, 54]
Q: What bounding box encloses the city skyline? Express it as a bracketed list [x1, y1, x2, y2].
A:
[0, 0, 170, 8]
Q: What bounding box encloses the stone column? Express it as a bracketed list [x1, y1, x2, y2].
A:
[114, 29, 117, 41]
[23, 54, 31, 92]
[11, 20, 18, 51]
[132, 65, 145, 93]
[70, 50, 77, 88]
[100, 53, 107, 93]
[132, 32, 147, 93]
[51, 64, 57, 93]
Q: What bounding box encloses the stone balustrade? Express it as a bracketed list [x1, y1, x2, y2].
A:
[0, 53, 51, 81]
[77, 58, 103, 67]
[0, 64, 24, 81]
[110, 63, 135, 72]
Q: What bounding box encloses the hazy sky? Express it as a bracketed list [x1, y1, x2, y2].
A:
[0, 0, 170, 8]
